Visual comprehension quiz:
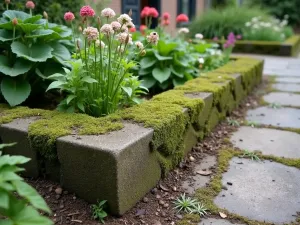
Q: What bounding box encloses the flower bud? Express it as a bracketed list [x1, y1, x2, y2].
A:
[128, 9, 132, 17]
[125, 34, 130, 44]
[43, 11, 48, 19]
[12, 18, 18, 26]
[5, 0, 10, 4]
[78, 26, 83, 32]
[76, 40, 81, 50]
[140, 49, 146, 56]
[97, 16, 101, 26]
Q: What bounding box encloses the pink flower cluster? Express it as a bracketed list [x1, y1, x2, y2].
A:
[223, 32, 236, 49]
[162, 12, 170, 26]
[141, 6, 159, 18]
[176, 14, 189, 23]
[80, 5, 95, 17]
[64, 12, 75, 22]
[26, 1, 35, 9]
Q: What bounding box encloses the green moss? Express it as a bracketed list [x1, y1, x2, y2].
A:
[177, 214, 201, 225]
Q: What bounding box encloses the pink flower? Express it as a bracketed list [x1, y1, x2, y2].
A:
[213, 36, 219, 41]
[64, 12, 75, 22]
[129, 27, 136, 32]
[80, 5, 95, 18]
[111, 21, 121, 31]
[100, 24, 114, 36]
[162, 12, 170, 20]
[148, 7, 159, 18]
[25, 1, 35, 9]
[162, 20, 170, 26]
[83, 26, 99, 41]
[140, 24, 147, 35]
[141, 6, 150, 18]
[12, 17, 18, 26]
[146, 32, 159, 45]
[236, 34, 242, 40]
[101, 8, 116, 18]
[176, 14, 189, 23]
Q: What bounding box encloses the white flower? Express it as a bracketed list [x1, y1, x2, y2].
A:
[111, 21, 121, 31]
[100, 24, 114, 36]
[101, 8, 116, 18]
[253, 24, 259, 29]
[216, 50, 222, 55]
[245, 22, 251, 27]
[126, 21, 135, 29]
[178, 28, 189, 34]
[135, 41, 144, 49]
[251, 17, 258, 22]
[83, 27, 99, 41]
[198, 57, 204, 64]
[280, 20, 288, 27]
[120, 26, 129, 33]
[117, 32, 132, 44]
[210, 49, 216, 55]
[95, 40, 105, 48]
[146, 32, 159, 45]
[195, 33, 203, 39]
[117, 14, 132, 25]
[284, 14, 289, 19]
[273, 26, 280, 31]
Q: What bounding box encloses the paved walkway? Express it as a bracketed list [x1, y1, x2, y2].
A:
[187, 55, 300, 225]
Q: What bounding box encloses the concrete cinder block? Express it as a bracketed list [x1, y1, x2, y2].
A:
[56, 123, 161, 215]
[0, 117, 40, 177]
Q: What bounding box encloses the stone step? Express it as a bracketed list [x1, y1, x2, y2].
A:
[263, 92, 300, 107]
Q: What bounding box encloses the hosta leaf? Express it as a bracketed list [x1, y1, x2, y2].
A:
[0, 21, 14, 30]
[3, 10, 31, 21]
[158, 81, 169, 90]
[141, 76, 156, 89]
[12, 180, 51, 214]
[157, 40, 178, 56]
[17, 23, 41, 33]
[23, 15, 42, 24]
[170, 65, 184, 78]
[0, 29, 21, 41]
[154, 51, 172, 61]
[172, 78, 186, 87]
[25, 29, 54, 38]
[140, 56, 157, 69]
[1, 77, 31, 106]
[0, 55, 32, 77]
[152, 67, 171, 83]
[11, 41, 53, 62]
[138, 68, 152, 76]
[49, 42, 71, 64]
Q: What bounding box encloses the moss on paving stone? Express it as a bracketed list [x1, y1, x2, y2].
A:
[178, 147, 300, 225]
[0, 57, 263, 175]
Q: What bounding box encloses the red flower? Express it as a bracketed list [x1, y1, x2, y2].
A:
[25, 1, 35, 9]
[148, 7, 159, 18]
[12, 17, 18, 26]
[129, 27, 136, 32]
[162, 20, 170, 26]
[176, 14, 189, 23]
[140, 24, 147, 35]
[141, 6, 150, 18]
[64, 12, 75, 22]
[80, 5, 95, 17]
[162, 12, 170, 20]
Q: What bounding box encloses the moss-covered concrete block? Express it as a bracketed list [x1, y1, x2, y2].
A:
[56, 123, 161, 215]
[0, 117, 40, 177]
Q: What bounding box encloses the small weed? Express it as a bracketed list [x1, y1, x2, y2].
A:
[227, 118, 240, 127]
[91, 200, 108, 223]
[246, 121, 259, 127]
[240, 150, 261, 161]
[174, 193, 208, 216]
[269, 102, 282, 109]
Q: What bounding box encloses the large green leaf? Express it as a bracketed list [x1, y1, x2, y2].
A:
[1, 77, 31, 106]
[3, 10, 31, 21]
[194, 43, 212, 53]
[141, 76, 156, 89]
[140, 56, 157, 69]
[0, 55, 32, 77]
[0, 21, 14, 30]
[11, 42, 53, 62]
[0, 29, 21, 42]
[17, 23, 41, 34]
[152, 67, 171, 83]
[170, 65, 184, 78]
[49, 42, 71, 63]
[0, 189, 9, 209]
[12, 180, 51, 214]
[23, 15, 42, 24]
[154, 51, 172, 61]
[157, 40, 178, 56]
[25, 29, 54, 38]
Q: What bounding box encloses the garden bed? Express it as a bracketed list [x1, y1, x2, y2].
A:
[0, 57, 263, 215]
[208, 35, 300, 56]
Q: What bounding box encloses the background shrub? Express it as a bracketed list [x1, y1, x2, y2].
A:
[189, 6, 270, 39]
[245, 0, 300, 27]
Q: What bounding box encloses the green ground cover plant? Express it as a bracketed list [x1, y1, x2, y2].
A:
[0, 3, 73, 106]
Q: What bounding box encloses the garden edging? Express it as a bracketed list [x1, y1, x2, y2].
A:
[0, 57, 263, 215]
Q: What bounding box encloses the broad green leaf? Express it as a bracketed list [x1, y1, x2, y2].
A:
[49, 42, 71, 63]
[158, 81, 169, 90]
[152, 67, 171, 83]
[11, 42, 53, 62]
[140, 57, 157, 69]
[0, 189, 9, 209]
[141, 76, 156, 89]
[138, 67, 152, 76]
[0, 29, 21, 42]
[0, 154, 30, 169]
[172, 78, 186, 87]
[0, 77, 31, 106]
[17, 23, 41, 33]
[0, 169, 23, 182]
[46, 80, 65, 92]
[47, 73, 65, 81]
[81, 77, 98, 84]
[77, 102, 85, 112]
[66, 95, 76, 104]
[0, 21, 14, 30]
[23, 15, 42, 24]
[25, 29, 54, 38]
[0, 219, 14, 225]
[157, 40, 178, 56]
[122, 87, 132, 97]
[0, 56, 32, 77]
[0, 143, 16, 149]
[194, 43, 212, 53]
[12, 180, 51, 214]
[3, 10, 31, 21]
[170, 65, 184, 78]
[154, 51, 172, 61]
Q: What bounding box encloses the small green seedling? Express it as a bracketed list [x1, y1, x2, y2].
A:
[190, 203, 208, 216]
[227, 118, 240, 127]
[269, 102, 282, 109]
[241, 150, 261, 161]
[174, 193, 198, 213]
[91, 200, 108, 223]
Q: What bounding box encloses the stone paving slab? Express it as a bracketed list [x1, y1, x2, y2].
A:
[272, 83, 300, 92]
[230, 126, 300, 158]
[214, 157, 300, 224]
[264, 69, 300, 77]
[275, 77, 300, 83]
[246, 106, 300, 129]
[263, 92, 300, 107]
[198, 219, 244, 225]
